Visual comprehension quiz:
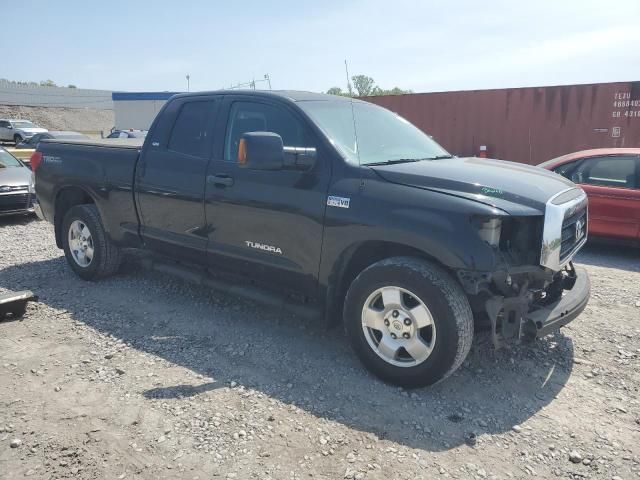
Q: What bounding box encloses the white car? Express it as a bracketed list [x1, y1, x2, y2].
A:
[0, 119, 48, 145]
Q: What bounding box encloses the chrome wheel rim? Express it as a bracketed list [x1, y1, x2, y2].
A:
[361, 286, 436, 367]
[68, 220, 94, 267]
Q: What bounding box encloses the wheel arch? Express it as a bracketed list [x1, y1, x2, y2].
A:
[324, 240, 454, 327]
[53, 186, 96, 248]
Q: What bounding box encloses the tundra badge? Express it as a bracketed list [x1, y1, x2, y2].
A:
[245, 241, 283, 255]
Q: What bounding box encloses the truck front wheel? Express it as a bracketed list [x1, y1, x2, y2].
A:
[61, 205, 122, 280]
[344, 257, 474, 388]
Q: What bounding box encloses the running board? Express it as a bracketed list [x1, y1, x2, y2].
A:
[138, 255, 322, 321]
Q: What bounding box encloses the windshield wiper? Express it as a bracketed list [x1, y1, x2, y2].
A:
[366, 155, 455, 166]
[426, 154, 455, 160]
[365, 158, 427, 166]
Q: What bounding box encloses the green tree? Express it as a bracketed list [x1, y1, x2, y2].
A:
[326, 87, 344, 96]
[351, 75, 375, 96]
[384, 86, 412, 95]
[327, 75, 413, 97]
[67, 84, 77, 89]
[39, 79, 57, 87]
[326, 75, 412, 97]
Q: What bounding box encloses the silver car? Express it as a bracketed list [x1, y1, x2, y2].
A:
[0, 119, 48, 145]
[0, 147, 35, 216]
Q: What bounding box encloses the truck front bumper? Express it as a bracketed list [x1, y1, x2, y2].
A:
[526, 266, 590, 337]
[484, 265, 590, 346]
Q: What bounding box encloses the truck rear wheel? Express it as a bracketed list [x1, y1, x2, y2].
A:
[61, 205, 121, 280]
[344, 257, 473, 388]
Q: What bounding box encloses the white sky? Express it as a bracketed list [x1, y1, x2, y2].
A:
[3, 0, 640, 93]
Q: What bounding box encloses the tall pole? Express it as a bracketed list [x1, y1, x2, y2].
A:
[264, 74, 271, 90]
[344, 60, 353, 97]
[186, 74, 190, 92]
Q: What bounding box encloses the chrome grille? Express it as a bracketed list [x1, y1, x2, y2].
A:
[560, 207, 587, 261]
[540, 188, 588, 271]
[0, 184, 29, 193]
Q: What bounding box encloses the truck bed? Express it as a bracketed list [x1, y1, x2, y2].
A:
[45, 138, 144, 149]
[35, 137, 142, 247]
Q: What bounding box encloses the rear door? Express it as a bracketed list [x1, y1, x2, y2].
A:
[569, 155, 640, 240]
[135, 97, 220, 261]
[203, 96, 331, 295]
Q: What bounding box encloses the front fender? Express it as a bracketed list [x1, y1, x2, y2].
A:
[319, 177, 505, 286]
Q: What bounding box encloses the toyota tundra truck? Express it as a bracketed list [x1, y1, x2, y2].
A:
[32, 90, 590, 387]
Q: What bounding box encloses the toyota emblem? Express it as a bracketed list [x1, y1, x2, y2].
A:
[575, 218, 585, 241]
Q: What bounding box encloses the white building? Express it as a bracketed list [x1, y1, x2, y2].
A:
[112, 92, 180, 131]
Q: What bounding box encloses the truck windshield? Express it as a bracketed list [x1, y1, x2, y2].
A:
[299, 100, 451, 165]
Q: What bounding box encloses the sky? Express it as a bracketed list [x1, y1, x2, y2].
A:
[3, 0, 640, 94]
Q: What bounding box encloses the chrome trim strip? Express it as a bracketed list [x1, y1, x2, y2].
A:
[540, 188, 588, 271]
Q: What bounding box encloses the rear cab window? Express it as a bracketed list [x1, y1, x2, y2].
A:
[168, 101, 212, 158]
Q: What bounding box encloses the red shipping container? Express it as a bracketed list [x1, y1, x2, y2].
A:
[361, 81, 640, 165]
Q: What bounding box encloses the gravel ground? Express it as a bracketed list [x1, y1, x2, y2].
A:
[0, 216, 639, 479]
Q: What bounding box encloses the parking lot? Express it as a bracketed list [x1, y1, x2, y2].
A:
[0, 216, 638, 479]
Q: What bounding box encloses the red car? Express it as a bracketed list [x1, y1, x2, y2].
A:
[539, 148, 640, 245]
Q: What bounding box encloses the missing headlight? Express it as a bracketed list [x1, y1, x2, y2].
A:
[499, 216, 544, 265]
[478, 218, 502, 246]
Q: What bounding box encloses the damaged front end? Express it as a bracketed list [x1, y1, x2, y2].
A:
[484, 263, 590, 347]
[460, 188, 590, 347]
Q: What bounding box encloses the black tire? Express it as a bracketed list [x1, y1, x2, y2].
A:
[61, 204, 122, 280]
[14, 135, 22, 146]
[344, 256, 474, 388]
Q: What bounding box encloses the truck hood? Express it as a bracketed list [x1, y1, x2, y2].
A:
[370, 156, 577, 215]
[17, 127, 47, 135]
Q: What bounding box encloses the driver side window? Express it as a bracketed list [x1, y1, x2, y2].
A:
[224, 101, 313, 161]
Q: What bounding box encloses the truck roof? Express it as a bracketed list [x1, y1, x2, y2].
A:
[171, 90, 364, 103]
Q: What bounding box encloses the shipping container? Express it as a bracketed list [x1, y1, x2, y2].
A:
[112, 92, 180, 131]
[361, 81, 640, 165]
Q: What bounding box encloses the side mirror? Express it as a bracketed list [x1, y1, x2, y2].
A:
[6, 125, 13, 130]
[238, 131, 317, 171]
[238, 131, 285, 170]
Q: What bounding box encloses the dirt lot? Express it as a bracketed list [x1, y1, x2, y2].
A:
[1, 216, 638, 479]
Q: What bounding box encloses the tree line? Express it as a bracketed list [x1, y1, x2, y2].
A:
[0, 78, 77, 88]
[326, 75, 412, 97]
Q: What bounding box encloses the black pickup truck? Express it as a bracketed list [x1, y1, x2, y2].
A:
[32, 90, 590, 387]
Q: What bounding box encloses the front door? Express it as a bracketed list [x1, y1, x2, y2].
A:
[571, 155, 640, 240]
[0, 120, 12, 141]
[204, 97, 331, 296]
[136, 97, 219, 262]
